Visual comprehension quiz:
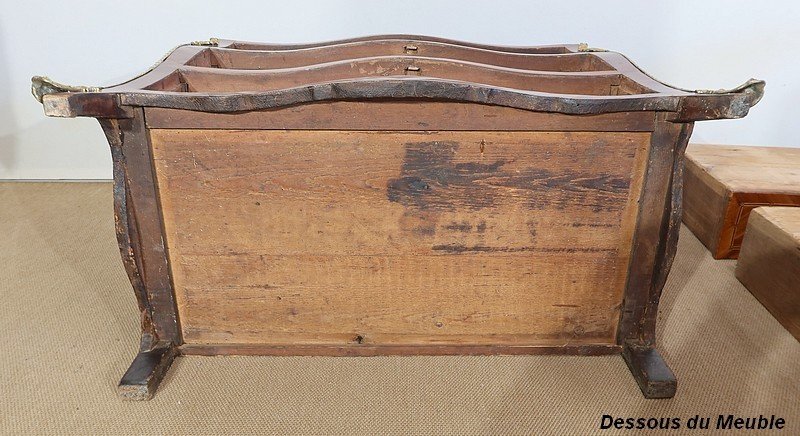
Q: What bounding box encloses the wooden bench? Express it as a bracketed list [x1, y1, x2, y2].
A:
[683, 144, 800, 259]
[736, 207, 800, 341]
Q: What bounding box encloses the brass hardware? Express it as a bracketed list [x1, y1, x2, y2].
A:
[190, 38, 219, 47]
[33, 37, 221, 103]
[694, 78, 766, 95]
[405, 65, 421, 76]
[404, 44, 418, 53]
[31, 76, 100, 103]
[577, 42, 608, 52]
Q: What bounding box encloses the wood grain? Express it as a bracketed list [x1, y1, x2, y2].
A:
[736, 207, 800, 341]
[150, 129, 650, 347]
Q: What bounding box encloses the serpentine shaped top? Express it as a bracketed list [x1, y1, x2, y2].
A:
[32, 35, 764, 122]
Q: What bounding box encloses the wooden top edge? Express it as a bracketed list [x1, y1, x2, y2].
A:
[215, 35, 580, 53]
[116, 77, 684, 113]
[688, 143, 800, 153]
[38, 75, 767, 121]
[685, 143, 800, 193]
[208, 45, 589, 60]
[31, 37, 765, 121]
[751, 206, 800, 237]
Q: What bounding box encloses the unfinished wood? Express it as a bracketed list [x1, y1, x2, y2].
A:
[736, 207, 800, 341]
[179, 343, 622, 357]
[150, 129, 650, 347]
[682, 144, 800, 258]
[145, 102, 656, 132]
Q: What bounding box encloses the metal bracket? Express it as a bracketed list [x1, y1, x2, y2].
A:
[190, 38, 219, 47]
[694, 78, 766, 95]
[31, 76, 100, 103]
[577, 43, 608, 53]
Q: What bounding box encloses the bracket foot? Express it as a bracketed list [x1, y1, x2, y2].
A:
[118, 342, 177, 400]
[622, 341, 677, 399]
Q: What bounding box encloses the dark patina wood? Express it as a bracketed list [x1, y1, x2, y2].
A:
[117, 333, 177, 401]
[33, 35, 763, 400]
[98, 111, 180, 399]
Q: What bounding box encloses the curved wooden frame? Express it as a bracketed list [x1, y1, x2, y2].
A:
[32, 35, 764, 401]
[34, 36, 763, 122]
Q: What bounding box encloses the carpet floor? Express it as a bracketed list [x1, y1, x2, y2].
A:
[0, 182, 797, 435]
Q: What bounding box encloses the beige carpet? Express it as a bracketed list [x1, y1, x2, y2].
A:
[0, 182, 797, 435]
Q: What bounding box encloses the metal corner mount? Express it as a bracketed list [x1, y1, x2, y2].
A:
[190, 37, 219, 47]
[31, 76, 100, 103]
[695, 77, 765, 99]
[577, 42, 608, 52]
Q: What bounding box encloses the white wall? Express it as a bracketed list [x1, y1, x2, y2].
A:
[1, 1, 797, 179]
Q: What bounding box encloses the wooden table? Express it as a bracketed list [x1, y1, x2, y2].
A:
[683, 144, 800, 259]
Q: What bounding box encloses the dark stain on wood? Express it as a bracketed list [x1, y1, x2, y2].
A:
[444, 221, 473, 232]
[526, 220, 538, 239]
[387, 141, 501, 211]
[387, 141, 632, 213]
[572, 222, 615, 228]
[431, 244, 616, 254]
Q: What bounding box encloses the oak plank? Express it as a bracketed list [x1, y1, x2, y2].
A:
[150, 129, 650, 347]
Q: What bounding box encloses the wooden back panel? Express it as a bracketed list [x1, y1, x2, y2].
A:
[149, 124, 650, 347]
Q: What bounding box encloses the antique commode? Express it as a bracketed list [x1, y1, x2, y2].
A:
[32, 36, 763, 399]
